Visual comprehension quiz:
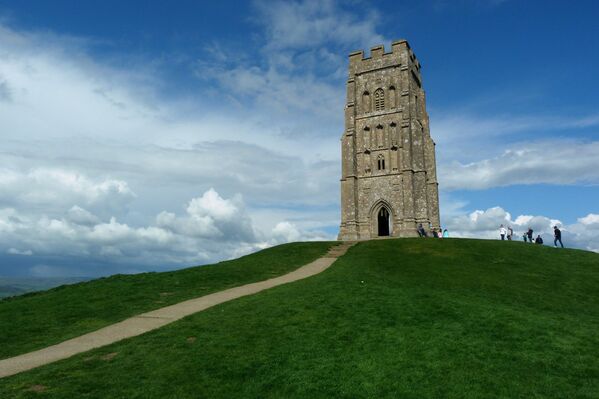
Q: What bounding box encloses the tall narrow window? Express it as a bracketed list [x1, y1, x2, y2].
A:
[390, 122, 397, 147]
[376, 125, 384, 148]
[362, 91, 371, 113]
[388, 86, 396, 108]
[377, 154, 385, 170]
[415, 95, 419, 117]
[374, 88, 385, 111]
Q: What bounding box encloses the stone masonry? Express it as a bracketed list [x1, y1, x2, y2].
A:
[338, 40, 440, 240]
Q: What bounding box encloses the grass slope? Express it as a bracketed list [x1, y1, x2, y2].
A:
[0, 242, 334, 360]
[1, 239, 599, 398]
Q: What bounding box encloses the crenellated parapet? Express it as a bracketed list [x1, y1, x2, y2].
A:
[348, 40, 421, 79]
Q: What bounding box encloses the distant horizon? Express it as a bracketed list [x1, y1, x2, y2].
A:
[0, 0, 598, 278]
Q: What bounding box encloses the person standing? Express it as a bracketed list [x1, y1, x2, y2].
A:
[442, 229, 449, 238]
[507, 226, 513, 241]
[527, 227, 534, 243]
[554, 226, 564, 248]
[499, 224, 507, 240]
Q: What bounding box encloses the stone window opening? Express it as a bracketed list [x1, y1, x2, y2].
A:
[390, 122, 398, 147]
[376, 124, 384, 148]
[363, 126, 370, 149]
[415, 95, 419, 117]
[362, 91, 371, 113]
[377, 154, 385, 170]
[374, 88, 385, 111]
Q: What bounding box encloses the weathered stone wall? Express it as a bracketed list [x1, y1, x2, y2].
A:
[339, 40, 440, 240]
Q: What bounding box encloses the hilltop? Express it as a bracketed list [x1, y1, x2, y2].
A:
[1, 239, 598, 398]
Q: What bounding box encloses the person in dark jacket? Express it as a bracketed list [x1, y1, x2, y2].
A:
[527, 227, 534, 243]
[554, 226, 564, 248]
[417, 223, 427, 238]
[535, 235, 544, 245]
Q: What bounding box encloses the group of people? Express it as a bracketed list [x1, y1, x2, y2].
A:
[413, 222, 566, 248]
[417, 223, 448, 238]
[499, 224, 564, 248]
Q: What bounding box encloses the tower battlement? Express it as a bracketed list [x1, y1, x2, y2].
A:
[348, 40, 421, 78]
[349, 39, 410, 60]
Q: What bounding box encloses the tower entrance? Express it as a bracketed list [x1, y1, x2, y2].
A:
[377, 208, 390, 237]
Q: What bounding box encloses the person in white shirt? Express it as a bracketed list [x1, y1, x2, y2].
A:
[499, 224, 507, 240]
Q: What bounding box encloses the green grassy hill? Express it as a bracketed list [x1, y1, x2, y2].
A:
[1, 239, 599, 398]
[0, 242, 334, 360]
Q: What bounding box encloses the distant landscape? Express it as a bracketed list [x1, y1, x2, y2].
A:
[0, 277, 89, 299]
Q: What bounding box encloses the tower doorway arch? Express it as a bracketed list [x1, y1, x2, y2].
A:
[377, 207, 390, 236]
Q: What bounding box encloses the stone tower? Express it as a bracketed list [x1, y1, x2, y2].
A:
[338, 40, 440, 240]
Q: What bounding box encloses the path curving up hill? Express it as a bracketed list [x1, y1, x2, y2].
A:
[0, 242, 355, 378]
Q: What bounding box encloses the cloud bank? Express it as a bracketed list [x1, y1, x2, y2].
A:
[440, 140, 599, 191]
[1, 184, 329, 277]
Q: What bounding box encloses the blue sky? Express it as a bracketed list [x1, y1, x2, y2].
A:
[0, 0, 598, 277]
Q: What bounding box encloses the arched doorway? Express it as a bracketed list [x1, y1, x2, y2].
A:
[377, 207, 390, 236]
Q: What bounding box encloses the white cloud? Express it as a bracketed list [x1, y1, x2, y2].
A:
[187, 188, 240, 220]
[66, 205, 101, 226]
[440, 140, 599, 190]
[0, 168, 135, 217]
[430, 110, 599, 187]
[270, 221, 331, 245]
[254, 0, 384, 51]
[7, 248, 33, 256]
[156, 188, 256, 242]
[0, 77, 11, 102]
[578, 213, 599, 227]
[0, 186, 330, 276]
[271, 221, 302, 243]
[570, 213, 599, 252]
[0, 24, 164, 145]
[432, 112, 599, 150]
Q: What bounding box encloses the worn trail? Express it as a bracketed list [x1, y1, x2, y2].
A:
[0, 242, 355, 378]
